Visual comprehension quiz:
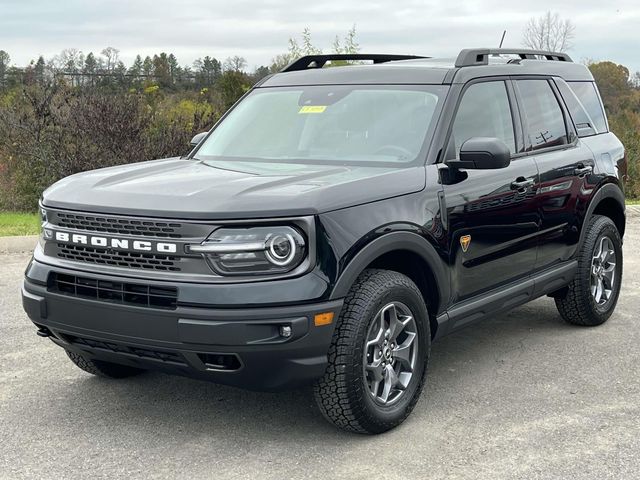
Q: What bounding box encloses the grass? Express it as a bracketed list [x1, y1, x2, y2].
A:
[626, 199, 640, 205]
[0, 212, 40, 237]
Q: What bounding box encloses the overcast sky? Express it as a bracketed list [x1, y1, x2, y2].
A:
[1, 0, 639, 73]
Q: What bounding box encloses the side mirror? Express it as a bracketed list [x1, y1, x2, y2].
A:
[190, 132, 208, 148]
[447, 137, 511, 170]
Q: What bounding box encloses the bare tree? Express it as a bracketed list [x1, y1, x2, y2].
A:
[223, 55, 247, 73]
[101, 47, 120, 73]
[523, 11, 575, 52]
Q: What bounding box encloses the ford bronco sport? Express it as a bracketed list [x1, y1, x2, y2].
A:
[22, 49, 626, 434]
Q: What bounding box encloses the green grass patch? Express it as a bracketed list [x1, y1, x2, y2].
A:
[626, 199, 640, 205]
[0, 212, 40, 237]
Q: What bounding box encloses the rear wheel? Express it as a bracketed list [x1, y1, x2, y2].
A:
[555, 215, 623, 326]
[66, 350, 145, 378]
[314, 269, 430, 434]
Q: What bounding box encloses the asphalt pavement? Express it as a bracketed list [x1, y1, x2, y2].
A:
[1, 219, 638, 479]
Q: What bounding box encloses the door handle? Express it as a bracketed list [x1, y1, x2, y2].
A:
[574, 165, 593, 177]
[510, 178, 534, 191]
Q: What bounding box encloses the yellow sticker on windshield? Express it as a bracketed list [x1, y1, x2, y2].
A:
[299, 105, 327, 114]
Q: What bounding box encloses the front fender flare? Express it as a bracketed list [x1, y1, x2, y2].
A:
[329, 231, 449, 316]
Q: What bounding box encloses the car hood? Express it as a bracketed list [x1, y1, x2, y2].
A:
[42, 158, 426, 219]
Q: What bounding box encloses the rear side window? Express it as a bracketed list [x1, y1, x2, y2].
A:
[567, 81, 608, 133]
[554, 79, 595, 136]
[516, 80, 568, 151]
[450, 81, 516, 158]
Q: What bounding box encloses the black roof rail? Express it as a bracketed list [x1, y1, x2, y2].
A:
[455, 48, 573, 67]
[281, 54, 428, 73]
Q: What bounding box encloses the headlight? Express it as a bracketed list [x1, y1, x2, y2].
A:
[188, 226, 306, 275]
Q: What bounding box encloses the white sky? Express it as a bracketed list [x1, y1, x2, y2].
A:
[1, 0, 639, 73]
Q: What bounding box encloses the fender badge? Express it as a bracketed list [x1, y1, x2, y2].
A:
[460, 235, 471, 253]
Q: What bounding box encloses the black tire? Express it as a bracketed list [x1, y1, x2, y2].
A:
[555, 215, 623, 326]
[314, 269, 430, 434]
[66, 350, 145, 378]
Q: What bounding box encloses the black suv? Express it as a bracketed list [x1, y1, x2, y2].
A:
[22, 49, 626, 434]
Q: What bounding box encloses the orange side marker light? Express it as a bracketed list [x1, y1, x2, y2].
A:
[314, 312, 334, 327]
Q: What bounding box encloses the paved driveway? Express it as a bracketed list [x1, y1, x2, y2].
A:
[1, 219, 638, 479]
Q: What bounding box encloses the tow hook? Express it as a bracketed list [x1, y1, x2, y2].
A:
[36, 327, 52, 338]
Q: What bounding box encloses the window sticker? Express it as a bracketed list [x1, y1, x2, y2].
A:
[299, 105, 327, 114]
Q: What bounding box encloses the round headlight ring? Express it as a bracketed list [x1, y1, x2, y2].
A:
[266, 233, 297, 266]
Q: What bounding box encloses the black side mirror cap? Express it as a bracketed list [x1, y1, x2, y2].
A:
[190, 132, 208, 148]
[446, 137, 511, 170]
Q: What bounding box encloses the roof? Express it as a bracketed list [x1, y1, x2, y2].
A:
[259, 49, 594, 87]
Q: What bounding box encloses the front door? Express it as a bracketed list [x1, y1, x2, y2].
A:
[441, 79, 540, 303]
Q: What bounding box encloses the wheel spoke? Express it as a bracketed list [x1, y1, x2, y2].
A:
[366, 358, 384, 382]
[393, 333, 415, 371]
[365, 315, 384, 349]
[384, 304, 403, 341]
[594, 279, 603, 304]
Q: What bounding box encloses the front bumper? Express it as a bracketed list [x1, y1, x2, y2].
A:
[22, 261, 343, 391]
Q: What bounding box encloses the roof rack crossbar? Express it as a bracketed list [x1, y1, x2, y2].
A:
[281, 54, 428, 73]
[455, 48, 573, 68]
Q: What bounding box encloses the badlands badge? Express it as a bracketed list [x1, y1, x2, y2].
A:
[460, 234, 471, 253]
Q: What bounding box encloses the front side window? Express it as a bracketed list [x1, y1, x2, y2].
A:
[516, 80, 568, 151]
[195, 85, 448, 166]
[449, 81, 516, 159]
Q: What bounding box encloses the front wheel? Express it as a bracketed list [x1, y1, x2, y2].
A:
[314, 269, 430, 434]
[555, 215, 623, 326]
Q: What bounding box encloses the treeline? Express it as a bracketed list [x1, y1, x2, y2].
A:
[0, 28, 359, 211]
[588, 62, 640, 198]
[0, 28, 638, 211]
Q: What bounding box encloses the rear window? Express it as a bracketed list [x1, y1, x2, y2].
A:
[567, 81, 608, 133]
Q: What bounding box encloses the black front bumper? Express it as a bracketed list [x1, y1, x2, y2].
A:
[22, 261, 343, 391]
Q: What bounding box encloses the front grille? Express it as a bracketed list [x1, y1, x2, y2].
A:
[55, 212, 183, 238]
[49, 272, 178, 310]
[57, 243, 181, 271]
[64, 334, 187, 366]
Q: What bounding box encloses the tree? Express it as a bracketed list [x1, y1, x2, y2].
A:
[128, 55, 143, 78]
[523, 11, 575, 52]
[0, 50, 10, 88]
[34, 56, 46, 85]
[223, 55, 247, 73]
[142, 56, 153, 76]
[588, 61, 632, 114]
[101, 47, 120, 73]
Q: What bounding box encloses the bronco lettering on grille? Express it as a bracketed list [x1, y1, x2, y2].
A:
[49, 230, 177, 253]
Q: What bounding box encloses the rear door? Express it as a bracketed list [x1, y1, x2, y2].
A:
[513, 78, 596, 271]
[442, 79, 540, 303]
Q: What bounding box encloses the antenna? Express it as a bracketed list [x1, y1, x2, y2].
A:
[499, 30, 506, 48]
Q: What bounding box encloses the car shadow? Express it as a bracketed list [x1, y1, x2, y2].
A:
[47, 297, 580, 440]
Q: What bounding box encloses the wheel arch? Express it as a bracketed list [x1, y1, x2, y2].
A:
[580, 183, 626, 248]
[330, 232, 449, 340]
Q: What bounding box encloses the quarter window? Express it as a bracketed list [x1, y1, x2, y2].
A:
[449, 81, 516, 159]
[555, 79, 597, 137]
[516, 80, 568, 151]
[568, 82, 608, 133]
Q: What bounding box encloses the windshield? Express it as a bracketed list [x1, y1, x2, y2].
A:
[194, 85, 448, 167]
